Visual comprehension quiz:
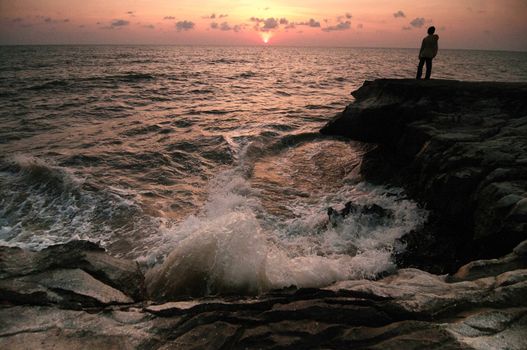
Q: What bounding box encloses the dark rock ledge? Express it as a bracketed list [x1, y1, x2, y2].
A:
[322, 79, 527, 272]
[1, 80, 526, 349]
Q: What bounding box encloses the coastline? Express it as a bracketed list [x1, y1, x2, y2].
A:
[1, 79, 526, 349]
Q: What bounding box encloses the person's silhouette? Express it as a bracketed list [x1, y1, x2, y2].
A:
[416, 26, 439, 80]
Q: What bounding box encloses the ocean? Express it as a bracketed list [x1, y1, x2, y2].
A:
[1, 46, 526, 295]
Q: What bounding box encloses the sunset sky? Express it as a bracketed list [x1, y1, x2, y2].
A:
[1, 0, 526, 51]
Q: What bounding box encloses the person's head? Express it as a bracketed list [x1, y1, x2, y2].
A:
[427, 26, 436, 35]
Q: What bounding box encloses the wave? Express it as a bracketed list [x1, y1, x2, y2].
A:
[107, 72, 155, 82]
[0, 155, 153, 253]
[189, 88, 214, 95]
[120, 124, 162, 137]
[27, 80, 71, 91]
[235, 132, 338, 169]
[144, 140, 428, 300]
[3, 154, 84, 193]
[25, 72, 155, 91]
[305, 104, 334, 110]
[238, 71, 257, 79]
[209, 58, 240, 65]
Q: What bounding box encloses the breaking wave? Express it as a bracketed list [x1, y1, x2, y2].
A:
[144, 140, 428, 299]
[0, 155, 155, 252]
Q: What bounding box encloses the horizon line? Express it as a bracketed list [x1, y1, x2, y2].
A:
[1, 43, 526, 53]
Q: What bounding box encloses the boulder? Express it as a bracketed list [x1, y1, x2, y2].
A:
[0, 240, 145, 308]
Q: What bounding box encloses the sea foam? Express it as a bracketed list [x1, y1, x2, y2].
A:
[145, 164, 428, 299]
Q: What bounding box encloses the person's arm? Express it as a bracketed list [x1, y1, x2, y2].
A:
[419, 38, 425, 58]
[432, 35, 439, 58]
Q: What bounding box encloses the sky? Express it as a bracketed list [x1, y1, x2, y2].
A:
[1, 0, 526, 51]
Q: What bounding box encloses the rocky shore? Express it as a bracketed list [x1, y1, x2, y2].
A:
[1, 79, 526, 349]
[322, 79, 527, 273]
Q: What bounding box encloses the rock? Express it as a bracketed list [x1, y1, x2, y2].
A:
[0, 268, 134, 308]
[2, 261, 527, 349]
[0, 240, 145, 308]
[447, 308, 527, 350]
[448, 239, 527, 282]
[513, 240, 527, 256]
[321, 79, 527, 268]
[169, 321, 240, 350]
[327, 202, 393, 226]
[0, 306, 156, 349]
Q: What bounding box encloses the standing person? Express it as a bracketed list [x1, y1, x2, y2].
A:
[416, 26, 439, 79]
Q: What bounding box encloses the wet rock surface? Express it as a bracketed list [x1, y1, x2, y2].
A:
[322, 79, 527, 271]
[0, 240, 526, 349]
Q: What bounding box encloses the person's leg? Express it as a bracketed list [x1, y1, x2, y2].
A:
[425, 58, 432, 79]
[416, 58, 425, 79]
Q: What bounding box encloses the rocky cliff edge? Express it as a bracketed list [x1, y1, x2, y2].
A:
[322, 79, 527, 269]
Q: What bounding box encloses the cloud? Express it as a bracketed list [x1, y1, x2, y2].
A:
[410, 17, 425, 28]
[222, 22, 241, 32]
[297, 18, 320, 28]
[143, 24, 155, 29]
[219, 14, 228, 18]
[40, 16, 70, 24]
[126, 11, 135, 17]
[175, 20, 195, 31]
[393, 10, 406, 18]
[250, 15, 322, 31]
[250, 17, 280, 31]
[262, 17, 279, 31]
[100, 19, 129, 29]
[211, 21, 241, 32]
[402, 26, 412, 31]
[164, 16, 175, 20]
[322, 21, 351, 32]
[337, 13, 352, 22]
[111, 19, 130, 27]
[357, 23, 363, 29]
[203, 13, 216, 19]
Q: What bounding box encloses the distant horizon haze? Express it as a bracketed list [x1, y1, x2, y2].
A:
[1, 0, 526, 52]
[1, 44, 526, 54]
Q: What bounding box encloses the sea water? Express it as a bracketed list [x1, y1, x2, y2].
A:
[1, 46, 526, 295]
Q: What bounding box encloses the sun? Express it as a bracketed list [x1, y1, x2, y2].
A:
[260, 32, 272, 44]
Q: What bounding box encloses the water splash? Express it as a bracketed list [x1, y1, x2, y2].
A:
[144, 141, 428, 299]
